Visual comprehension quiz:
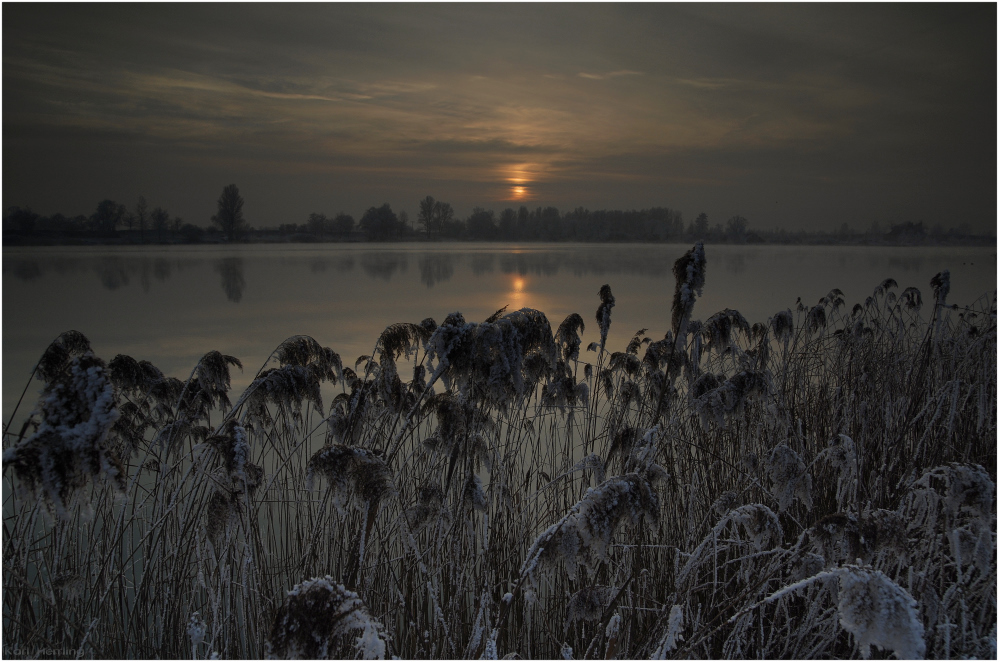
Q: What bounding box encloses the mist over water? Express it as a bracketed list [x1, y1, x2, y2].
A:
[4, 242, 994, 422]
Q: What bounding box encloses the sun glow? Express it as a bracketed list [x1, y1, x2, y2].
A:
[503, 163, 540, 201]
[508, 275, 528, 305]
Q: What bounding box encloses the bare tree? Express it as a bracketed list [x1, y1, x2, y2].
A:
[90, 199, 127, 234]
[726, 215, 749, 241]
[359, 203, 400, 241]
[307, 212, 328, 237]
[332, 212, 354, 239]
[499, 207, 517, 239]
[418, 195, 436, 236]
[211, 184, 247, 242]
[134, 196, 148, 239]
[151, 206, 170, 243]
[693, 212, 709, 237]
[433, 201, 454, 235]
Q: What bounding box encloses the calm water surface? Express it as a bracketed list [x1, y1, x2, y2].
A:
[4, 242, 995, 424]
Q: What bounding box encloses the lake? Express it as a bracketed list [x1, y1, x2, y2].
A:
[3, 242, 994, 426]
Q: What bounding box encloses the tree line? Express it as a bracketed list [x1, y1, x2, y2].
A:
[288, 196, 739, 243]
[4, 185, 989, 245]
[4, 185, 250, 244]
[5, 197, 202, 243]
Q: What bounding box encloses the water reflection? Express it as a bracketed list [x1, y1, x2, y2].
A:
[723, 252, 749, 275]
[888, 255, 925, 272]
[12, 260, 41, 281]
[306, 255, 356, 274]
[418, 254, 456, 288]
[96, 256, 131, 290]
[153, 258, 172, 282]
[360, 252, 408, 280]
[214, 257, 246, 303]
[3, 245, 994, 305]
[507, 275, 529, 306]
[5, 244, 994, 429]
[469, 253, 495, 276]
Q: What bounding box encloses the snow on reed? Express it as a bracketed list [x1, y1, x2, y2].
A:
[266, 576, 387, 659]
[3, 333, 123, 518]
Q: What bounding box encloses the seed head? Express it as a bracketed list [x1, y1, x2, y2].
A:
[266, 577, 387, 659]
[3, 351, 123, 518]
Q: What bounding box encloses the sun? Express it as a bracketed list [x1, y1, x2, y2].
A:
[503, 164, 538, 201]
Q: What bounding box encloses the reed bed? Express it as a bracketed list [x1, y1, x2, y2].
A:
[3, 243, 995, 659]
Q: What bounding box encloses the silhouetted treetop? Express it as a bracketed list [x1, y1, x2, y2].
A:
[212, 184, 247, 242]
[360, 203, 401, 241]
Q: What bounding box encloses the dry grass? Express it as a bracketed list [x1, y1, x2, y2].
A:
[3, 244, 995, 659]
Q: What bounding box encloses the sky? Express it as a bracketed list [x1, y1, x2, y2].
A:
[3, 2, 996, 233]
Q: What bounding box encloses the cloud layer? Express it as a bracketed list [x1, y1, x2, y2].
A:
[3, 3, 994, 232]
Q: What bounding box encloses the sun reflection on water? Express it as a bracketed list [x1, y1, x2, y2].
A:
[508, 275, 528, 305]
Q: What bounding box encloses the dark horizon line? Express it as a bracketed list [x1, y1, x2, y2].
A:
[5, 202, 993, 247]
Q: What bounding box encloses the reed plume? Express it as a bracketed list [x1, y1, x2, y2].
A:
[405, 482, 446, 533]
[3, 349, 123, 517]
[521, 471, 660, 585]
[565, 585, 616, 630]
[595, 284, 615, 353]
[425, 307, 555, 406]
[766, 443, 813, 512]
[306, 444, 395, 513]
[670, 241, 706, 346]
[555, 312, 586, 364]
[267, 577, 387, 659]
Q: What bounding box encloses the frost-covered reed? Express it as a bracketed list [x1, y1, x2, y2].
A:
[3, 246, 995, 659]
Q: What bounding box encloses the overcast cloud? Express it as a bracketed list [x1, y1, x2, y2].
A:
[3, 3, 994, 232]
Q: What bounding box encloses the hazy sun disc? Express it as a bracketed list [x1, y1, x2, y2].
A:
[511, 186, 528, 200]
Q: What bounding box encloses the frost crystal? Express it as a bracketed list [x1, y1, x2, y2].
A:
[266, 576, 388, 659]
[187, 611, 207, 647]
[595, 285, 615, 352]
[930, 269, 950, 306]
[463, 473, 488, 513]
[481, 628, 499, 660]
[3, 351, 123, 517]
[306, 444, 395, 513]
[765, 443, 812, 512]
[690, 370, 769, 429]
[836, 566, 925, 659]
[208, 419, 258, 490]
[816, 434, 857, 511]
[652, 605, 684, 659]
[405, 482, 446, 534]
[565, 585, 616, 629]
[425, 308, 556, 406]
[521, 473, 659, 585]
[573, 453, 606, 486]
[671, 242, 706, 347]
[604, 612, 621, 639]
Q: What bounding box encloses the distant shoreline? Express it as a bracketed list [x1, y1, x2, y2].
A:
[4, 231, 993, 249]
